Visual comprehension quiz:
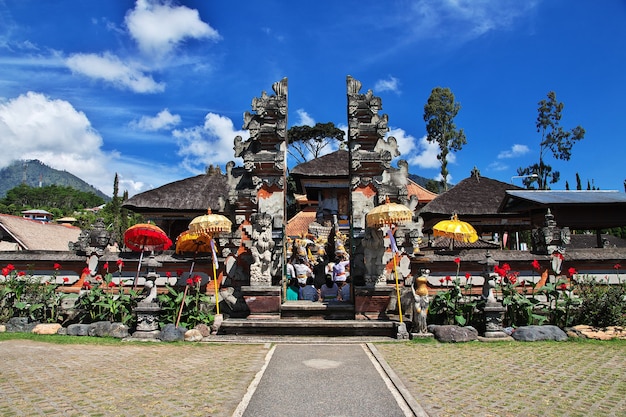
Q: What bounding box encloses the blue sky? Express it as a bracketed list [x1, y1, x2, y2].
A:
[1, 0, 624, 197]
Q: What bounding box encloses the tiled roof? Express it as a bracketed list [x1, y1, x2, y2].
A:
[0, 214, 82, 251]
[407, 179, 438, 203]
[286, 208, 317, 238]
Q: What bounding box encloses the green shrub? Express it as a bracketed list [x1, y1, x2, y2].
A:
[573, 275, 626, 327]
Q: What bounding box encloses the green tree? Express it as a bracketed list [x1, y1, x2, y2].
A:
[423, 87, 466, 191]
[287, 122, 345, 164]
[517, 91, 585, 189]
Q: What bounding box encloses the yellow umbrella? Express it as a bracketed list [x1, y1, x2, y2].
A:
[189, 208, 232, 235]
[188, 208, 232, 315]
[365, 198, 413, 228]
[365, 197, 414, 324]
[432, 213, 479, 243]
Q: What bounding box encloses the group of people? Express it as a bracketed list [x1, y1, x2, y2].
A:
[285, 241, 351, 303]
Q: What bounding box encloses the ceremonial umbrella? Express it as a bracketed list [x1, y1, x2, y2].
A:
[432, 214, 479, 246]
[123, 223, 172, 289]
[174, 230, 213, 327]
[188, 208, 232, 315]
[365, 197, 413, 324]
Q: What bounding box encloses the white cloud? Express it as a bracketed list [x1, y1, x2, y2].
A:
[408, 135, 456, 169]
[375, 76, 400, 94]
[497, 143, 530, 159]
[130, 108, 181, 131]
[488, 161, 509, 172]
[65, 52, 165, 93]
[173, 113, 249, 173]
[125, 0, 220, 57]
[294, 109, 315, 126]
[0, 92, 115, 194]
[386, 127, 416, 157]
[407, 0, 539, 42]
[0, 91, 179, 197]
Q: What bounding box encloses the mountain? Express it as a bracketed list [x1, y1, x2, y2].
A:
[0, 160, 110, 201]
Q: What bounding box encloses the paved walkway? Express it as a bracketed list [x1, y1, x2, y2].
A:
[234, 343, 425, 417]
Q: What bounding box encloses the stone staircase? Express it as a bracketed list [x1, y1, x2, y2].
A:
[217, 301, 398, 337]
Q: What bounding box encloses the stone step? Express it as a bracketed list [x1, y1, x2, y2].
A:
[280, 300, 354, 320]
[218, 318, 397, 337]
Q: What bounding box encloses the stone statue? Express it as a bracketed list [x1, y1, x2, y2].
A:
[142, 280, 158, 304]
[411, 269, 430, 334]
[249, 212, 275, 285]
[363, 227, 385, 286]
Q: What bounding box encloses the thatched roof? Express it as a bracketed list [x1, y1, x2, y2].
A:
[420, 172, 522, 217]
[122, 171, 228, 214]
[418, 172, 524, 232]
[290, 150, 349, 177]
[0, 214, 82, 251]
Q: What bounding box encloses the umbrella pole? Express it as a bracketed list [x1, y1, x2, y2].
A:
[175, 285, 189, 328]
[392, 253, 403, 324]
[211, 246, 220, 315]
[132, 250, 144, 290]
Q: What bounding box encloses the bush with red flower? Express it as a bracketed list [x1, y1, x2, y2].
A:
[158, 273, 214, 329]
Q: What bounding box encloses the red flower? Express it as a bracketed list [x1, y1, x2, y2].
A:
[6, 264, 15, 271]
[116, 259, 124, 269]
[508, 276, 517, 285]
[63, 277, 69, 283]
[494, 265, 507, 278]
[454, 257, 461, 265]
[108, 281, 116, 288]
[519, 280, 525, 286]
[53, 263, 61, 270]
[83, 282, 92, 290]
[501, 263, 511, 272]
[96, 275, 102, 282]
[568, 267, 577, 277]
[614, 263, 621, 270]
[559, 283, 568, 290]
[465, 272, 471, 279]
[82, 267, 91, 276]
[186, 278, 193, 286]
[439, 278, 444, 283]
[166, 271, 172, 278]
[17, 271, 26, 276]
[193, 275, 202, 284]
[103, 262, 109, 271]
[531, 259, 541, 271]
[176, 269, 184, 277]
[1, 267, 9, 276]
[445, 275, 452, 282]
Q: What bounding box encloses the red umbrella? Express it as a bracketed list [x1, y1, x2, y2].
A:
[123, 223, 172, 289]
[124, 223, 172, 252]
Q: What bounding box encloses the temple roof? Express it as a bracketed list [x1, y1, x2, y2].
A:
[419, 173, 523, 218]
[290, 150, 349, 177]
[122, 171, 228, 214]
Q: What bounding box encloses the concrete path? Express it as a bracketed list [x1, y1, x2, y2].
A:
[234, 343, 426, 417]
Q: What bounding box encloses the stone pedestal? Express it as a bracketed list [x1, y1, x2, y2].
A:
[354, 286, 393, 319]
[241, 286, 281, 317]
[483, 301, 508, 339]
[132, 301, 161, 339]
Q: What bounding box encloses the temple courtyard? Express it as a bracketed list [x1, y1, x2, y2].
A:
[0, 335, 623, 416]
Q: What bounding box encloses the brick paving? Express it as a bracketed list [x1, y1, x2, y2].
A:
[376, 340, 626, 417]
[0, 340, 270, 417]
[1, 338, 625, 416]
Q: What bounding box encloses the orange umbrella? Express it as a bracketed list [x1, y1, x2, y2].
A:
[175, 230, 212, 255]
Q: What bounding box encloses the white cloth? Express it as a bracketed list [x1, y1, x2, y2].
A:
[293, 263, 312, 285]
[332, 260, 350, 282]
